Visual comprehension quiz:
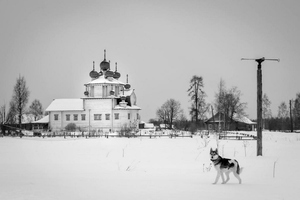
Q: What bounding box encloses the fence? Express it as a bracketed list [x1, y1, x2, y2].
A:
[218, 131, 257, 140]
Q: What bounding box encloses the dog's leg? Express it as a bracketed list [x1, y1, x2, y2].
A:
[233, 170, 242, 184]
[220, 171, 226, 184]
[224, 171, 230, 183]
[213, 171, 221, 184]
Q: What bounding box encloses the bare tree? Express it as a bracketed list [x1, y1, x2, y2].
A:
[174, 113, 188, 131]
[6, 100, 17, 124]
[277, 102, 289, 119]
[224, 87, 247, 129]
[293, 93, 300, 130]
[262, 93, 272, 129]
[187, 75, 207, 124]
[215, 79, 226, 111]
[10, 76, 30, 128]
[156, 99, 183, 129]
[29, 99, 43, 121]
[0, 104, 6, 124]
[0, 104, 7, 134]
[278, 101, 289, 130]
[214, 80, 247, 130]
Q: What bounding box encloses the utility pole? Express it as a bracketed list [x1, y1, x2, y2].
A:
[290, 100, 294, 132]
[241, 57, 279, 156]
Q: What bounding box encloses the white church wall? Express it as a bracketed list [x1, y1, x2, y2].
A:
[48, 99, 140, 133]
[94, 85, 102, 97]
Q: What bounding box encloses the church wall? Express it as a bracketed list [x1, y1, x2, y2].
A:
[48, 111, 86, 132]
[113, 109, 140, 130]
[94, 85, 102, 97]
[48, 99, 140, 132]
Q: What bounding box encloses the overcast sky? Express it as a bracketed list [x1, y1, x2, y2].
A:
[1, 0, 299, 122]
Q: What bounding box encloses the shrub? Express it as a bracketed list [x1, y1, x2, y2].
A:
[65, 123, 76, 132]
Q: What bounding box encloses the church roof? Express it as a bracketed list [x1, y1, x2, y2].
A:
[86, 76, 125, 85]
[45, 99, 84, 111]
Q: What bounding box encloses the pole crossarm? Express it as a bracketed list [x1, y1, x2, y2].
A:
[241, 57, 280, 63]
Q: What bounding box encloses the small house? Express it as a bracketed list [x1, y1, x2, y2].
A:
[205, 112, 256, 131]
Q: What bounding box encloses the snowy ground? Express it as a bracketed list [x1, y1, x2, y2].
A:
[1, 132, 300, 200]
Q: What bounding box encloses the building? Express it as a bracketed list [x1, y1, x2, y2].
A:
[45, 50, 141, 133]
[205, 112, 256, 131]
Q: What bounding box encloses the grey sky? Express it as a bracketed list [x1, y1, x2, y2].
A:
[1, 0, 299, 121]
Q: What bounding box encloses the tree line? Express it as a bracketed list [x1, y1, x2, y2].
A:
[152, 75, 300, 132]
[0, 76, 43, 134]
[263, 93, 300, 131]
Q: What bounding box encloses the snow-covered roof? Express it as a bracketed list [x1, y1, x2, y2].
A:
[233, 114, 256, 124]
[206, 112, 256, 125]
[144, 123, 154, 129]
[45, 99, 84, 111]
[114, 105, 141, 110]
[32, 115, 49, 123]
[86, 76, 125, 85]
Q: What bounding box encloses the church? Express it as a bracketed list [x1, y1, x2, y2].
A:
[45, 50, 141, 133]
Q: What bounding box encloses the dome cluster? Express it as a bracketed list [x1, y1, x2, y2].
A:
[85, 49, 132, 97]
[89, 50, 122, 80]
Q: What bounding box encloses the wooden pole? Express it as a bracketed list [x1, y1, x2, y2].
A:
[257, 60, 263, 156]
[290, 100, 294, 132]
[211, 105, 215, 131]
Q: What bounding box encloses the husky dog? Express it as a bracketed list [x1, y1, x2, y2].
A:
[210, 148, 242, 184]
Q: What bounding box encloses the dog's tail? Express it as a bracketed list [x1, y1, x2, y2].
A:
[235, 160, 243, 175]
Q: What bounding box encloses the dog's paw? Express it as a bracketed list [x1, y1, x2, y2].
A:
[221, 182, 226, 184]
[212, 182, 217, 185]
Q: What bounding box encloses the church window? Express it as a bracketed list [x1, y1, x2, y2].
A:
[66, 114, 70, 121]
[54, 114, 59, 121]
[128, 113, 131, 120]
[74, 114, 78, 121]
[81, 114, 86, 121]
[137, 113, 140, 120]
[114, 113, 119, 120]
[105, 114, 110, 120]
[94, 114, 101, 120]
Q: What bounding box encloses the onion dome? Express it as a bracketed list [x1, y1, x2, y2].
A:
[89, 61, 99, 79]
[113, 62, 121, 79]
[100, 49, 110, 71]
[124, 83, 131, 89]
[84, 91, 89, 96]
[105, 70, 114, 78]
[110, 90, 115, 96]
[113, 72, 120, 79]
[124, 74, 131, 89]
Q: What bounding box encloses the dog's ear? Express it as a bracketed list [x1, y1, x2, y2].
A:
[215, 148, 218, 154]
[210, 148, 213, 153]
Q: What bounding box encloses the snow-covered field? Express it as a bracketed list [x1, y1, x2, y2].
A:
[1, 132, 300, 200]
